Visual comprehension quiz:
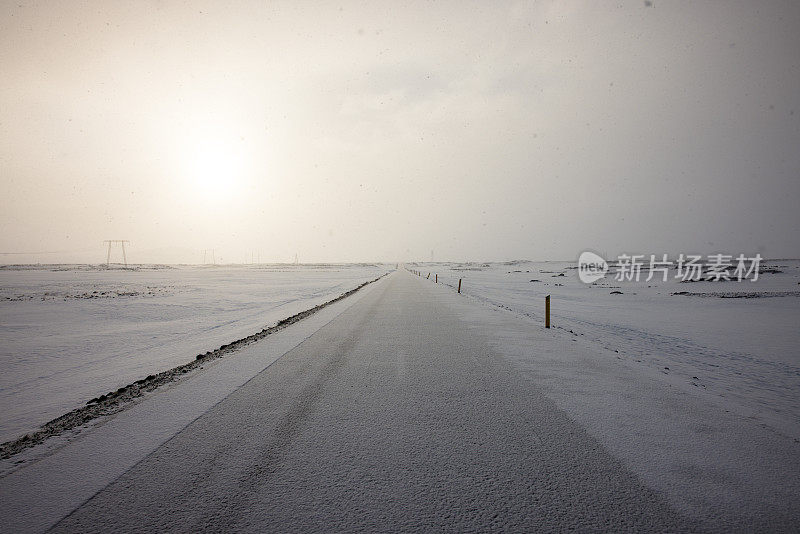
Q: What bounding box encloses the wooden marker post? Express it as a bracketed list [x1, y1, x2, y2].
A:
[435, 274, 438, 283]
[427, 273, 430, 279]
[458, 279, 462, 293]
[545, 295, 551, 328]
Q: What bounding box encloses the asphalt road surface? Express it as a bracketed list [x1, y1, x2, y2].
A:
[50, 270, 699, 532]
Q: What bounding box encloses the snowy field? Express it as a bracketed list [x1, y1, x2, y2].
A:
[0, 263, 388, 443]
[412, 259, 800, 440]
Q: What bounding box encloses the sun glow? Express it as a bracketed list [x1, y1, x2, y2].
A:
[186, 140, 246, 200]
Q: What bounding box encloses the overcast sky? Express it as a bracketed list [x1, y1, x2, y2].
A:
[1, 0, 798, 264]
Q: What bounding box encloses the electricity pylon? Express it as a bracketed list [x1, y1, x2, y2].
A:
[104, 240, 130, 267]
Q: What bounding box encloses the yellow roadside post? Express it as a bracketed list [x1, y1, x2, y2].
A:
[545, 295, 551, 328]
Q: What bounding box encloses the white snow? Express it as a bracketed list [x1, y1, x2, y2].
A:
[0, 281, 384, 533]
[1, 268, 798, 531]
[0, 263, 388, 443]
[414, 259, 800, 440]
[425, 273, 799, 528]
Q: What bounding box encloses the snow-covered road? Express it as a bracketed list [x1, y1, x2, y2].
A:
[2, 270, 798, 532]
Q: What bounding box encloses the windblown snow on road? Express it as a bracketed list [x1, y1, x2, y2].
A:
[414, 259, 800, 439]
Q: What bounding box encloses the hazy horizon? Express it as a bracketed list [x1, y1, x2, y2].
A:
[3, 1, 799, 264]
